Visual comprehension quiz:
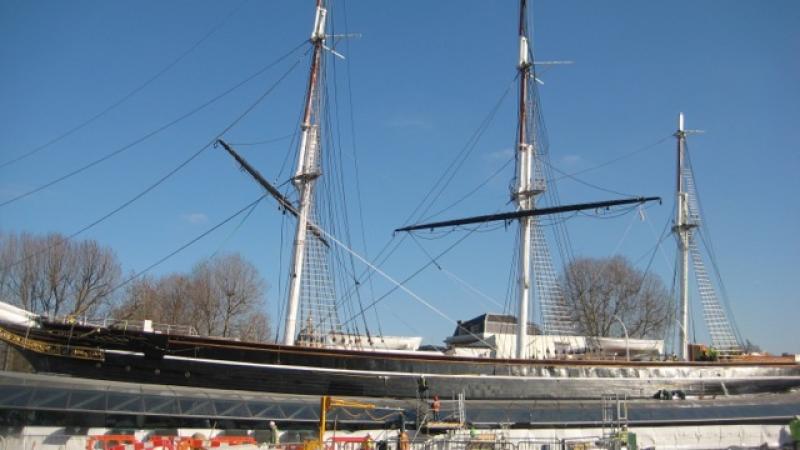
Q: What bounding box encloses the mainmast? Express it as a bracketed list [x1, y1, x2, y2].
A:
[283, 0, 327, 346]
[674, 112, 693, 361]
[393, 2, 660, 359]
[515, 0, 538, 359]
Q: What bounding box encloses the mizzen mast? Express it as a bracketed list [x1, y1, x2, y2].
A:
[673, 113, 696, 361]
[672, 113, 743, 360]
[283, 0, 327, 346]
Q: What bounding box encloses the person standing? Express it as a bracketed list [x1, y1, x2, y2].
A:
[364, 433, 375, 450]
[790, 415, 800, 450]
[430, 395, 441, 421]
[269, 421, 280, 445]
[399, 430, 410, 450]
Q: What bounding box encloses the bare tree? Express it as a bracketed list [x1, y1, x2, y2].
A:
[189, 253, 266, 338]
[0, 232, 15, 302]
[236, 311, 272, 343]
[211, 253, 264, 337]
[114, 275, 162, 321]
[114, 253, 270, 342]
[561, 256, 673, 339]
[0, 232, 121, 318]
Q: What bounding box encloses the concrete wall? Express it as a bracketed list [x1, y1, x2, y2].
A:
[2, 424, 796, 450]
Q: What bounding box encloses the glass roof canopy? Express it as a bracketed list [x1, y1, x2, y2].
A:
[0, 371, 798, 427]
[0, 371, 408, 425]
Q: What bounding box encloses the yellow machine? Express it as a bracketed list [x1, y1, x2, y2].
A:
[305, 395, 377, 450]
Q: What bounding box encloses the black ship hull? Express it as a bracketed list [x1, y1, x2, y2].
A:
[3, 320, 800, 400]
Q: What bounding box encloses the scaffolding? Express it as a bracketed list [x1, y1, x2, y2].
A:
[600, 393, 631, 449]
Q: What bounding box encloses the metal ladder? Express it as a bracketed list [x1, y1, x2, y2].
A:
[601, 393, 629, 449]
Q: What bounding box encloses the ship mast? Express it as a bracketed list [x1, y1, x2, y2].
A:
[515, 0, 537, 359]
[674, 112, 693, 361]
[394, 2, 660, 359]
[283, 0, 327, 346]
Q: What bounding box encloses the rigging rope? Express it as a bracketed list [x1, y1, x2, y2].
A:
[683, 143, 744, 346]
[340, 0, 383, 339]
[0, 54, 304, 272]
[527, 70, 578, 335]
[414, 77, 517, 225]
[610, 205, 641, 255]
[0, 0, 251, 170]
[338, 226, 482, 331]
[424, 159, 514, 221]
[318, 75, 518, 328]
[409, 227, 506, 310]
[313, 221, 499, 350]
[645, 203, 675, 273]
[539, 156, 635, 198]
[209, 195, 264, 258]
[107, 195, 267, 295]
[0, 40, 309, 209]
[550, 135, 672, 183]
[274, 212, 288, 342]
[227, 132, 297, 147]
[326, 40, 373, 339]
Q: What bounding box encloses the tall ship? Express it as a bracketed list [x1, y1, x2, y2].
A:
[0, 0, 798, 401]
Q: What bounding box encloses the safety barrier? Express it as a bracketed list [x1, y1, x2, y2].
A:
[86, 434, 257, 450]
[86, 434, 139, 450]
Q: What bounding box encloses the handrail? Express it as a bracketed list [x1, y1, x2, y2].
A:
[63, 317, 199, 336]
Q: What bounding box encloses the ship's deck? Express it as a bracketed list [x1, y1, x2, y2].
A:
[0, 371, 798, 428]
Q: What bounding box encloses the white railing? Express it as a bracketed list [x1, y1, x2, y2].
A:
[298, 437, 574, 450]
[70, 317, 199, 336]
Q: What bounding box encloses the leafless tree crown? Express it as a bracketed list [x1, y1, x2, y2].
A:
[560, 256, 673, 339]
[0, 232, 271, 343]
[0, 231, 121, 318]
[114, 253, 271, 342]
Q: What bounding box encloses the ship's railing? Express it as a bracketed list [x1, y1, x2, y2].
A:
[68, 316, 199, 336]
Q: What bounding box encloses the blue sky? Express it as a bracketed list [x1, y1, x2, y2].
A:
[1, 1, 797, 354]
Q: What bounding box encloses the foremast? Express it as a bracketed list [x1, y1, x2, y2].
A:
[283, 0, 327, 346]
[514, 0, 541, 359]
